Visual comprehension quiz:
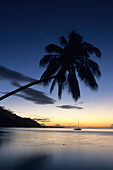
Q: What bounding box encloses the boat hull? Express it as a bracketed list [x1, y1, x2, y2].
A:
[74, 128, 81, 130]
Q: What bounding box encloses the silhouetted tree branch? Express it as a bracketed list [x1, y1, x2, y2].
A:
[0, 30, 101, 101]
[0, 76, 56, 101]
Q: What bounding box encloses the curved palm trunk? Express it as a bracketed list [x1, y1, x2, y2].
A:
[0, 76, 56, 101]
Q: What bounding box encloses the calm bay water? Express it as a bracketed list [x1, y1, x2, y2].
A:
[0, 128, 113, 170]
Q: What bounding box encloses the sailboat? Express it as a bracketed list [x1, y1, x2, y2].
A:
[74, 119, 81, 130]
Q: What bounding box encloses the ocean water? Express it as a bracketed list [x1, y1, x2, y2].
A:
[0, 128, 113, 170]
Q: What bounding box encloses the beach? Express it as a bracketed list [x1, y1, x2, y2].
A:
[0, 128, 113, 170]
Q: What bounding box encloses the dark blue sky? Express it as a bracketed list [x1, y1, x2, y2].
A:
[1, 0, 113, 71]
[0, 0, 113, 91]
[0, 0, 113, 127]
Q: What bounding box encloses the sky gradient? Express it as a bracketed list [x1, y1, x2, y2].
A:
[0, 0, 113, 127]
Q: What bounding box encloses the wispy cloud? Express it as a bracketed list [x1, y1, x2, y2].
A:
[12, 82, 55, 105]
[0, 66, 56, 105]
[0, 65, 37, 83]
[33, 118, 50, 122]
[56, 105, 83, 109]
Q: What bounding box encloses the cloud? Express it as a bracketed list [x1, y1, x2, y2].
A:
[40, 123, 45, 126]
[0, 66, 55, 104]
[110, 124, 113, 128]
[0, 65, 37, 83]
[33, 118, 50, 122]
[54, 124, 65, 127]
[56, 105, 83, 109]
[12, 82, 55, 105]
[78, 101, 84, 104]
[55, 124, 62, 127]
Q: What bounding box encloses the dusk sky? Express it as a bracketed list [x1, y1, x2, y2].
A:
[0, 0, 113, 127]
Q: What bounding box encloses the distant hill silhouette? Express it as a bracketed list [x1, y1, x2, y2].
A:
[0, 106, 41, 127]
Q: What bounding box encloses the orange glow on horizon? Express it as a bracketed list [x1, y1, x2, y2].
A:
[15, 102, 113, 129]
[37, 121, 111, 128]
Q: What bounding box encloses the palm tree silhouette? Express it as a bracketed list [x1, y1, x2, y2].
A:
[0, 31, 101, 101]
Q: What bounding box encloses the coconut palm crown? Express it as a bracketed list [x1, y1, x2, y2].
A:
[40, 30, 101, 101]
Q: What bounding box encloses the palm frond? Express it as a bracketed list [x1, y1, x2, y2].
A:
[82, 42, 101, 58]
[91, 47, 101, 58]
[39, 30, 101, 101]
[50, 78, 57, 94]
[76, 62, 98, 90]
[75, 58, 101, 78]
[57, 68, 67, 99]
[80, 48, 90, 58]
[67, 67, 80, 101]
[59, 36, 68, 47]
[58, 82, 62, 99]
[40, 55, 54, 67]
[40, 59, 60, 86]
[69, 30, 83, 46]
[45, 44, 63, 54]
[86, 59, 101, 78]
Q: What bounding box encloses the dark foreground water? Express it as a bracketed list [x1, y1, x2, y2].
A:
[0, 128, 113, 170]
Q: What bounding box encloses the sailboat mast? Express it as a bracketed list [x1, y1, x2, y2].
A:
[78, 119, 79, 128]
[74, 118, 81, 130]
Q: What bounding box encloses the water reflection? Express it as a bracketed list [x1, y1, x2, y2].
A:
[0, 130, 11, 148]
[11, 154, 51, 170]
[0, 128, 113, 170]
